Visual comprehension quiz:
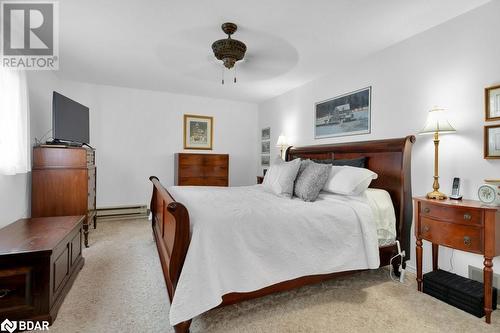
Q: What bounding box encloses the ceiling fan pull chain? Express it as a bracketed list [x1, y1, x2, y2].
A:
[221, 67, 225, 85]
[234, 66, 237, 83]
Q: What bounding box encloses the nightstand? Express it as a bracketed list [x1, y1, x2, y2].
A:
[414, 197, 500, 323]
[257, 176, 264, 184]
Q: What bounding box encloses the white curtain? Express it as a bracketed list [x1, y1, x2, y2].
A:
[0, 68, 30, 175]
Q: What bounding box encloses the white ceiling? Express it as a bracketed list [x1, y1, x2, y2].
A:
[57, 0, 490, 103]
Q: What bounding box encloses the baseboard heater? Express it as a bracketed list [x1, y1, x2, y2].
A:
[96, 204, 148, 221]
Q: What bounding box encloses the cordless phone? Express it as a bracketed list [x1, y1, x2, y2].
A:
[450, 177, 462, 200]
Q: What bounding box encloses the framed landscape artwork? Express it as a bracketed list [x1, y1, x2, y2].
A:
[314, 87, 371, 139]
[184, 114, 213, 150]
[485, 85, 500, 121]
[484, 124, 500, 159]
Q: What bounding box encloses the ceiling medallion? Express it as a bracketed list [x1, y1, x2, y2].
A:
[211, 22, 247, 84]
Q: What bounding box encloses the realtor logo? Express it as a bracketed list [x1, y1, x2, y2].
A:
[1, 1, 59, 69]
[0, 319, 16, 333]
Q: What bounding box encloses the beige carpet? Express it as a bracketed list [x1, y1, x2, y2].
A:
[41, 218, 500, 333]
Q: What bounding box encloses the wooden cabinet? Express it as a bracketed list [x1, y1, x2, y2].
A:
[32, 146, 96, 247]
[0, 216, 84, 324]
[414, 197, 500, 324]
[175, 153, 229, 186]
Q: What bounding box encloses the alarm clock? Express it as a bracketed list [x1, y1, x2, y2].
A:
[478, 182, 500, 206]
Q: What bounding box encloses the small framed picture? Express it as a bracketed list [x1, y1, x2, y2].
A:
[484, 124, 500, 159]
[261, 141, 270, 154]
[485, 85, 500, 121]
[261, 155, 270, 166]
[261, 127, 270, 140]
[184, 114, 213, 150]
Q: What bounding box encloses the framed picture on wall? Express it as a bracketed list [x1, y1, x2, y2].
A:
[484, 124, 500, 159]
[261, 141, 270, 154]
[183, 114, 213, 150]
[261, 155, 270, 166]
[314, 87, 371, 139]
[261, 127, 270, 140]
[485, 85, 500, 121]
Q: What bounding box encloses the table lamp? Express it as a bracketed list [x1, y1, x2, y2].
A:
[418, 107, 456, 200]
[276, 135, 288, 159]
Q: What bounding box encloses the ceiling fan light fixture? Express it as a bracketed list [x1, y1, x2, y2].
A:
[211, 22, 246, 83]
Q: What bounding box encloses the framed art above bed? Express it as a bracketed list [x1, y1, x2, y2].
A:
[314, 87, 371, 139]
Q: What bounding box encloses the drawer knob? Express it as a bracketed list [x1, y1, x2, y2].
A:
[423, 225, 430, 232]
[463, 236, 472, 246]
[463, 213, 472, 221]
[0, 289, 11, 298]
[424, 208, 430, 213]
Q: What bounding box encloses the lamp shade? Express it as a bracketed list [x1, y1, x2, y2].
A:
[276, 135, 288, 147]
[419, 107, 456, 135]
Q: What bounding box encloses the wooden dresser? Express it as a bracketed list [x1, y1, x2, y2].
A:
[414, 197, 500, 323]
[175, 153, 229, 186]
[32, 146, 96, 247]
[0, 216, 84, 324]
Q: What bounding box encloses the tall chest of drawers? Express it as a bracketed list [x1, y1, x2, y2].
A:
[175, 153, 229, 186]
[31, 146, 97, 247]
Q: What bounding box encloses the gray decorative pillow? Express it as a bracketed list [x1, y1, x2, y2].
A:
[294, 162, 331, 202]
[296, 159, 312, 178]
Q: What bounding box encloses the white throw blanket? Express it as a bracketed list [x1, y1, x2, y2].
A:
[167, 185, 380, 325]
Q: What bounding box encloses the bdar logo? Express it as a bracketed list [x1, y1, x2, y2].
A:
[0, 319, 17, 333]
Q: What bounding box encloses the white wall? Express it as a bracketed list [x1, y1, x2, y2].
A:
[258, 1, 500, 277]
[26, 79, 258, 208]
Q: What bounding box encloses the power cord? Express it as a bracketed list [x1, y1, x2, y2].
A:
[389, 240, 406, 283]
[34, 128, 53, 145]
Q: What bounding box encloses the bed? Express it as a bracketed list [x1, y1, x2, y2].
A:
[149, 136, 415, 333]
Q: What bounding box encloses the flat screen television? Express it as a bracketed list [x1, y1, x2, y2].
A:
[52, 92, 90, 144]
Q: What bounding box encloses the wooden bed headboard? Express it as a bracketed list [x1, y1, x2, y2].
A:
[285, 135, 416, 261]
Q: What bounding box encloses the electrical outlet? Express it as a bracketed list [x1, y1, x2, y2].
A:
[468, 265, 500, 302]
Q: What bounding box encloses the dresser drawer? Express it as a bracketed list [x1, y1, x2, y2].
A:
[178, 164, 205, 177]
[178, 177, 207, 186]
[204, 177, 228, 186]
[420, 202, 482, 226]
[420, 217, 483, 254]
[204, 165, 228, 177]
[203, 155, 228, 166]
[178, 154, 204, 166]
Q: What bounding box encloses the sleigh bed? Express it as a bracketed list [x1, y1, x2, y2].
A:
[149, 135, 415, 333]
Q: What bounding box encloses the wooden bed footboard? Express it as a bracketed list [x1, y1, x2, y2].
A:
[149, 176, 190, 302]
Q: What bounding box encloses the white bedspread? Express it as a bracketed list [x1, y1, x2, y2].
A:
[167, 185, 380, 325]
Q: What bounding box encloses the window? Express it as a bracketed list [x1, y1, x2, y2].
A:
[0, 68, 29, 175]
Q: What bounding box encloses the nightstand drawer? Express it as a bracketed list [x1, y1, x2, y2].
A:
[420, 202, 482, 226]
[420, 217, 483, 253]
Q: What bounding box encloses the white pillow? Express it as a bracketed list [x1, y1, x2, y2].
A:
[263, 157, 301, 198]
[323, 166, 378, 196]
